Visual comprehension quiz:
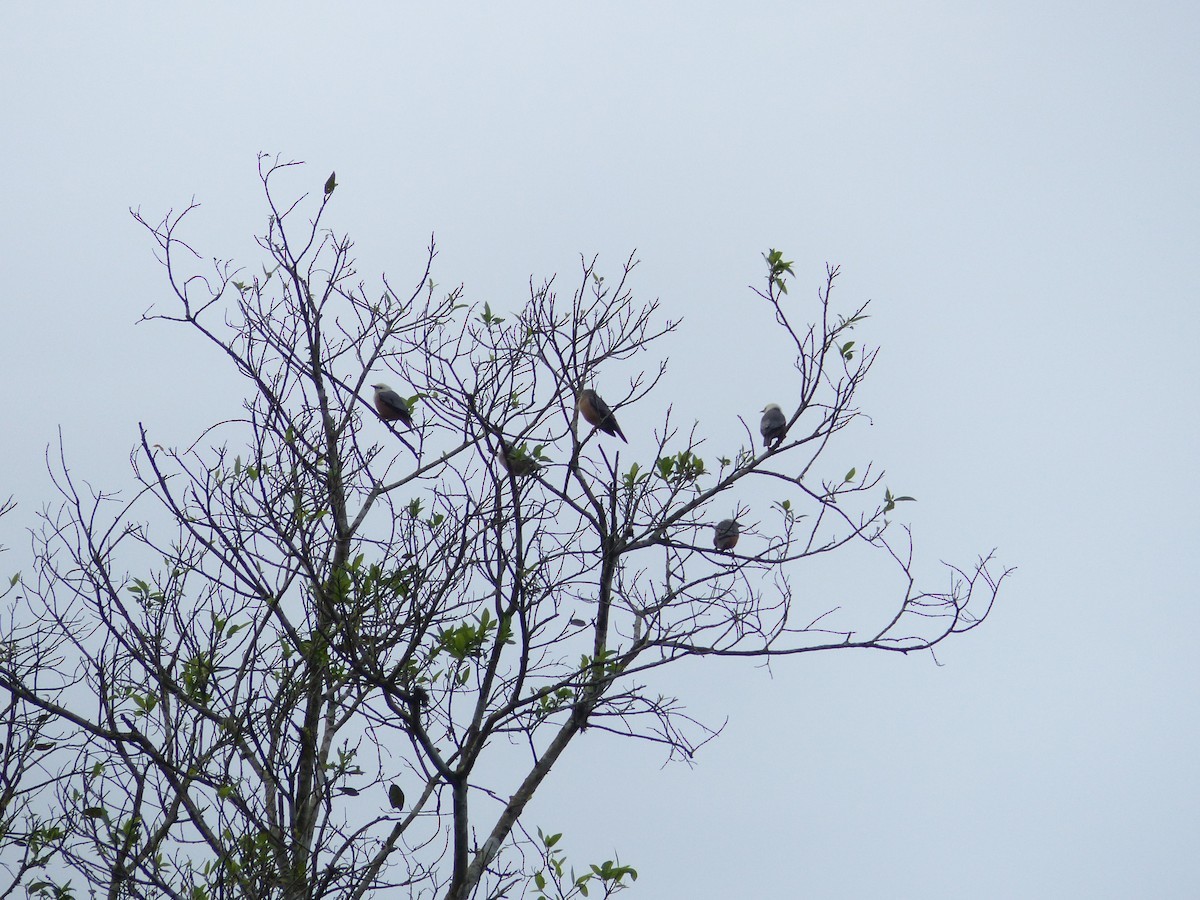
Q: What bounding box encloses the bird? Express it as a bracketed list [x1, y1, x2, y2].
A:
[388, 784, 405, 811]
[497, 440, 542, 477]
[371, 383, 412, 427]
[713, 518, 740, 553]
[760, 403, 787, 451]
[576, 388, 627, 442]
[324, 171, 337, 195]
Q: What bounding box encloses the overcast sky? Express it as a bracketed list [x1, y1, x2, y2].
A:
[2, 4, 1197, 898]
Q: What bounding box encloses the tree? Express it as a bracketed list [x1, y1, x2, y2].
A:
[0, 155, 1010, 900]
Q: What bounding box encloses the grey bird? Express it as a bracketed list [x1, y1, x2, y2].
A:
[713, 518, 740, 553]
[371, 383, 413, 427]
[760, 403, 787, 451]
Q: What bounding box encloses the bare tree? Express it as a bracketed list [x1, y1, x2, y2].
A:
[0, 156, 1009, 900]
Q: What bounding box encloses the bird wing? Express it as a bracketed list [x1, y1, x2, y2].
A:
[589, 391, 614, 421]
[378, 389, 411, 418]
[593, 393, 628, 441]
[762, 408, 785, 434]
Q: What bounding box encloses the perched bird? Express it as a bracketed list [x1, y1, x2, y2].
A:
[371, 383, 412, 427]
[713, 518, 740, 553]
[576, 388, 627, 442]
[388, 784, 405, 811]
[760, 403, 787, 451]
[497, 440, 542, 477]
[324, 171, 337, 195]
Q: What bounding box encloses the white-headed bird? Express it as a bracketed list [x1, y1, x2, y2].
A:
[576, 388, 627, 442]
[371, 383, 413, 427]
[713, 518, 740, 553]
[760, 403, 787, 451]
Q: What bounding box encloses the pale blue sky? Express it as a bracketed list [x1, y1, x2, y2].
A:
[2, 4, 1197, 897]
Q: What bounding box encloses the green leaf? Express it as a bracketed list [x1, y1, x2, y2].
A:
[654, 450, 706, 484]
[480, 301, 506, 327]
[764, 248, 795, 294]
[883, 488, 917, 514]
[844, 467, 856, 483]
